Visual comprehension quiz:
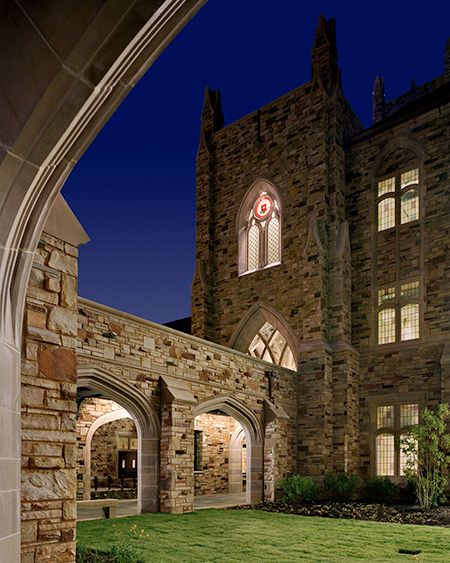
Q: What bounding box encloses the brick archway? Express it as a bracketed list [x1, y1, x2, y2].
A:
[77, 366, 160, 513]
[193, 395, 264, 505]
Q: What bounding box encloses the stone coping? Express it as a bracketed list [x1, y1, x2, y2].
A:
[78, 296, 297, 377]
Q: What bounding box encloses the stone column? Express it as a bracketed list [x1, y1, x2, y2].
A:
[159, 376, 196, 513]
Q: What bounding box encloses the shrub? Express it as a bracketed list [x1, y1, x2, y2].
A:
[322, 472, 359, 502]
[401, 403, 450, 509]
[280, 475, 320, 505]
[364, 476, 400, 505]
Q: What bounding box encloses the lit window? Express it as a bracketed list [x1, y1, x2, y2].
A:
[374, 402, 420, 477]
[378, 197, 395, 231]
[377, 405, 394, 429]
[401, 189, 419, 224]
[401, 303, 419, 341]
[267, 216, 280, 265]
[238, 183, 282, 275]
[378, 286, 395, 305]
[400, 404, 419, 426]
[248, 321, 297, 370]
[247, 223, 260, 271]
[400, 281, 419, 300]
[378, 308, 396, 344]
[376, 433, 395, 476]
[377, 281, 420, 344]
[378, 177, 395, 197]
[377, 168, 420, 231]
[400, 168, 419, 188]
[399, 433, 418, 476]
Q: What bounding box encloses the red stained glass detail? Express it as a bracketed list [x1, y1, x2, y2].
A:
[254, 195, 272, 220]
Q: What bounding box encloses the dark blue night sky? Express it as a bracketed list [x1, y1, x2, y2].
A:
[62, 0, 450, 324]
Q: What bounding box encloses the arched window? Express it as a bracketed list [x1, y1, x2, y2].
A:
[247, 321, 296, 370]
[377, 167, 420, 232]
[238, 180, 282, 275]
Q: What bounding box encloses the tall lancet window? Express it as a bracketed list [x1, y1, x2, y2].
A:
[238, 181, 282, 275]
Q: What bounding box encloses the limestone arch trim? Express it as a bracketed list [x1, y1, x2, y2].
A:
[370, 135, 427, 178]
[82, 408, 132, 500]
[229, 425, 246, 494]
[77, 365, 159, 512]
[228, 301, 299, 368]
[193, 394, 263, 504]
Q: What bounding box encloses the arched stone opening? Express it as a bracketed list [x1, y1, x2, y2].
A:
[229, 302, 299, 371]
[229, 426, 246, 494]
[78, 405, 136, 502]
[0, 2, 205, 558]
[193, 396, 263, 506]
[77, 366, 160, 514]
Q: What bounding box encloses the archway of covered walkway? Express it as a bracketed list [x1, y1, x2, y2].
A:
[0, 1, 206, 560]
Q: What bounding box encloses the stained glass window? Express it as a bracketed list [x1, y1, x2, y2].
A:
[376, 434, 395, 476]
[239, 185, 282, 275]
[401, 189, 419, 224]
[401, 303, 419, 340]
[400, 433, 418, 476]
[267, 216, 280, 264]
[400, 404, 419, 427]
[377, 405, 394, 429]
[378, 197, 395, 231]
[378, 177, 395, 197]
[378, 308, 396, 344]
[374, 402, 419, 477]
[377, 168, 420, 231]
[247, 224, 260, 271]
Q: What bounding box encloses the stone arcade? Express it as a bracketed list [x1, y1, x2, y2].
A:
[1, 9, 449, 563]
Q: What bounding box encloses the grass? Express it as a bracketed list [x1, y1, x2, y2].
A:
[77, 509, 450, 562]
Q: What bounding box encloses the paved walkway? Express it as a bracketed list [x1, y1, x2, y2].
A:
[77, 493, 247, 521]
[77, 499, 138, 521]
[194, 492, 247, 509]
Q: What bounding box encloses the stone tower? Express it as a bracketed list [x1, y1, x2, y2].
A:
[192, 16, 363, 474]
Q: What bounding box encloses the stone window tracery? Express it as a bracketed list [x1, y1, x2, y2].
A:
[247, 321, 296, 370]
[238, 182, 281, 275]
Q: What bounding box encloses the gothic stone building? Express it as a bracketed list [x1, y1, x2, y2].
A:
[19, 15, 450, 562]
[192, 16, 450, 480]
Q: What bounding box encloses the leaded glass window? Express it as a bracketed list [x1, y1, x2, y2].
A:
[238, 184, 281, 275]
[374, 401, 420, 478]
[376, 434, 395, 476]
[377, 281, 420, 344]
[247, 321, 296, 370]
[377, 168, 420, 232]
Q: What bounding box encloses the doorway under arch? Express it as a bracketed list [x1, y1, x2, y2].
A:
[77, 365, 160, 513]
[193, 396, 263, 507]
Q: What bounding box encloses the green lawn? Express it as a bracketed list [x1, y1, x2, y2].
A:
[77, 509, 450, 562]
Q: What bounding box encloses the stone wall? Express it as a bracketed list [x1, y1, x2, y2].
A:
[21, 232, 79, 562]
[91, 418, 136, 482]
[77, 296, 297, 512]
[194, 413, 241, 495]
[192, 17, 362, 476]
[347, 86, 450, 478]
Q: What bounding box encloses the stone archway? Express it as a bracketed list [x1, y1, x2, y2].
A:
[193, 395, 264, 505]
[81, 408, 131, 501]
[0, 2, 205, 559]
[229, 426, 246, 494]
[77, 366, 160, 513]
